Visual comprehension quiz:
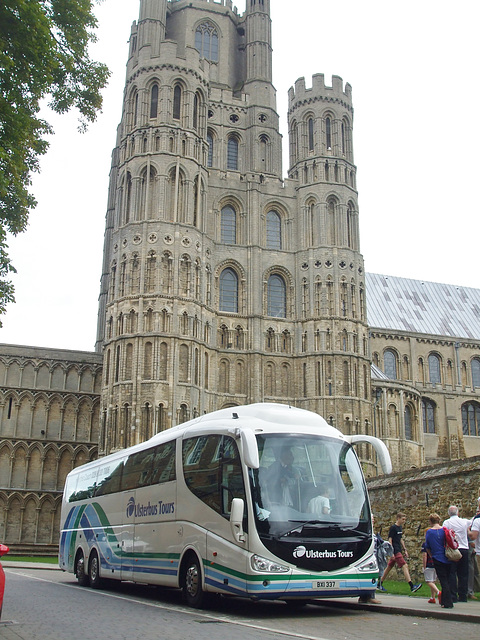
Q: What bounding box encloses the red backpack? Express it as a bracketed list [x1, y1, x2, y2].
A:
[443, 527, 459, 549]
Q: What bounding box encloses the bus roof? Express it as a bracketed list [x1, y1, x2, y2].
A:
[67, 403, 344, 476]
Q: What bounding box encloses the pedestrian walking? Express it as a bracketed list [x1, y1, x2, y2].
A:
[425, 513, 454, 609]
[378, 512, 422, 593]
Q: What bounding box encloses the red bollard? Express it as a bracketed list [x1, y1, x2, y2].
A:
[0, 544, 9, 621]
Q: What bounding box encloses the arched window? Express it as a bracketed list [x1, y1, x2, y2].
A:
[404, 405, 413, 441]
[428, 353, 441, 384]
[327, 197, 336, 245]
[325, 116, 332, 149]
[462, 401, 480, 436]
[290, 121, 298, 164]
[346, 202, 355, 249]
[150, 84, 158, 119]
[267, 274, 286, 318]
[133, 91, 139, 126]
[221, 205, 236, 244]
[227, 136, 239, 170]
[173, 84, 182, 120]
[307, 117, 314, 151]
[422, 398, 436, 433]
[219, 268, 238, 313]
[207, 132, 213, 167]
[384, 349, 397, 379]
[195, 22, 219, 62]
[472, 358, 480, 389]
[266, 210, 281, 249]
[193, 93, 199, 130]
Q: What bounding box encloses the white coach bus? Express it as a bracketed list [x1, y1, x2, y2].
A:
[59, 403, 391, 608]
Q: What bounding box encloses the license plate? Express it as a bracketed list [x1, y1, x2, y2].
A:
[312, 580, 339, 589]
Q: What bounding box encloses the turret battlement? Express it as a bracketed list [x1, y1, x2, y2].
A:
[168, 0, 241, 16]
[288, 74, 352, 111]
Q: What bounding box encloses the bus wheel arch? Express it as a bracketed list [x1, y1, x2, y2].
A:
[74, 549, 89, 587]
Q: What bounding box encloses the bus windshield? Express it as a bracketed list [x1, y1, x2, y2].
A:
[251, 433, 370, 538]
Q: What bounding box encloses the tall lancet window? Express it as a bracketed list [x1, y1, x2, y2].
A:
[207, 132, 213, 167]
[325, 116, 332, 149]
[219, 268, 238, 313]
[308, 117, 314, 152]
[227, 136, 239, 170]
[150, 84, 158, 119]
[173, 85, 182, 121]
[267, 274, 286, 318]
[195, 22, 219, 62]
[266, 211, 281, 249]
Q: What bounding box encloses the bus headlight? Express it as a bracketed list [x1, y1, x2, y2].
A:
[251, 554, 289, 573]
[357, 554, 378, 572]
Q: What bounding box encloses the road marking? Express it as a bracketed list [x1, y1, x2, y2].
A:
[6, 569, 333, 640]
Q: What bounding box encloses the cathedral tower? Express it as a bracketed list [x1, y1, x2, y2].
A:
[96, 0, 372, 469]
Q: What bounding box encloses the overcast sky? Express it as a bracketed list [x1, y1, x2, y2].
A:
[1, 0, 478, 352]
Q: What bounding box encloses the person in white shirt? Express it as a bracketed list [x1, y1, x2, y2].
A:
[307, 485, 331, 517]
[443, 505, 470, 602]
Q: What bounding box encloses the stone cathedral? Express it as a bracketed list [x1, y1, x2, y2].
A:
[1, 0, 480, 552]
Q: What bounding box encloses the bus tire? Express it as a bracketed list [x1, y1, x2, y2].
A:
[88, 550, 103, 589]
[182, 553, 207, 608]
[75, 551, 89, 587]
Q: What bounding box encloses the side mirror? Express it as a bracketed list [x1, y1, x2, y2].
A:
[240, 429, 259, 469]
[345, 435, 393, 474]
[230, 498, 246, 543]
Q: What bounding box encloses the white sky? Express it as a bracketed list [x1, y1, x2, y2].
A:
[1, 0, 479, 352]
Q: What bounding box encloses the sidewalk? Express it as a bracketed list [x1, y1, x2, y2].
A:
[2, 561, 479, 623]
[1, 560, 60, 571]
[315, 592, 480, 623]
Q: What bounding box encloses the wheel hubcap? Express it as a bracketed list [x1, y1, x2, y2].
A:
[185, 564, 199, 597]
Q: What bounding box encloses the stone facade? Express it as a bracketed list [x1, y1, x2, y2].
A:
[0, 345, 102, 553]
[0, 0, 479, 552]
[96, 0, 373, 470]
[367, 457, 480, 581]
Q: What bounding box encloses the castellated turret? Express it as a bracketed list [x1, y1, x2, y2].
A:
[96, 0, 375, 476]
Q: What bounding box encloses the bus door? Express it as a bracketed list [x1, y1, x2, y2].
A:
[182, 434, 248, 596]
[120, 491, 136, 580]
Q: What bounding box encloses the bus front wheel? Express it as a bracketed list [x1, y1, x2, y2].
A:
[182, 554, 206, 608]
[88, 550, 102, 589]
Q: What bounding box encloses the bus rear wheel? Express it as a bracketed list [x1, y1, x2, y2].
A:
[75, 552, 89, 587]
[88, 550, 103, 589]
[182, 554, 207, 608]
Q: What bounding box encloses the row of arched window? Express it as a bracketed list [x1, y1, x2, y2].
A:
[0, 493, 62, 545]
[104, 339, 369, 404]
[376, 349, 480, 389]
[107, 253, 365, 321]
[376, 393, 480, 440]
[290, 114, 353, 165]
[126, 81, 208, 136]
[0, 359, 101, 394]
[0, 392, 101, 443]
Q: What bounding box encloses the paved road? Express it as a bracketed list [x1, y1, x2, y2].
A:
[0, 567, 478, 640]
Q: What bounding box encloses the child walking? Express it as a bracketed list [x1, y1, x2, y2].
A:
[422, 536, 441, 604]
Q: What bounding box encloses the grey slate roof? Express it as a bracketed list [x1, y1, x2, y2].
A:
[365, 273, 480, 341]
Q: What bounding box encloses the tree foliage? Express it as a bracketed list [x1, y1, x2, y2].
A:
[0, 0, 110, 321]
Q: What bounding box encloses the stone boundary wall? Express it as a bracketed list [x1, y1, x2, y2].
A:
[367, 456, 480, 581]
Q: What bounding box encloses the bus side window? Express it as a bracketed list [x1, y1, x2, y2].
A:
[95, 460, 124, 496]
[150, 440, 176, 484]
[182, 435, 246, 517]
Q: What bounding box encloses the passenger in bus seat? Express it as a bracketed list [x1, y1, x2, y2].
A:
[306, 485, 331, 517]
